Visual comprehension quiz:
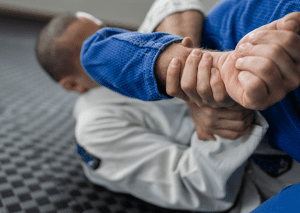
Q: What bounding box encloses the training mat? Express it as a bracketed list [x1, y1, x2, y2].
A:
[0, 17, 195, 213]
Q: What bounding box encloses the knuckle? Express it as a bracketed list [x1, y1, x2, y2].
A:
[288, 73, 300, 89]
[248, 77, 264, 93]
[269, 43, 282, 59]
[205, 120, 214, 128]
[260, 61, 275, 76]
[197, 84, 210, 95]
[209, 103, 221, 108]
[246, 101, 266, 110]
[282, 32, 296, 47]
[215, 93, 227, 103]
[293, 76, 300, 89]
[210, 78, 222, 91]
[238, 121, 247, 131]
[236, 111, 245, 120]
[204, 107, 214, 117]
[242, 98, 259, 110]
[230, 132, 240, 140]
[274, 91, 287, 103]
[294, 73, 300, 85]
[181, 81, 193, 93]
[166, 87, 177, 96]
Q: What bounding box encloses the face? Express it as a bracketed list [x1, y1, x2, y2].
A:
[58, 15, 103, 93]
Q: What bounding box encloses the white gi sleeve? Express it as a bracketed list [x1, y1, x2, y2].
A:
[75, 104, 268, 212]
[138, 0, 206, 33]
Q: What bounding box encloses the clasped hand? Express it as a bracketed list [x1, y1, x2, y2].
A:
[166, 12, 300, 140]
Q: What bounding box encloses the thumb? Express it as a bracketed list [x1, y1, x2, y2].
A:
[234, 12, 300, 59]
[253, 12, 300, 33]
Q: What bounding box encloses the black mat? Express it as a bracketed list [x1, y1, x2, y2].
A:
[0, 17, 195, 213]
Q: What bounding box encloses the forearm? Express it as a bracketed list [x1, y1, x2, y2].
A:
[154, 10, 204, 47]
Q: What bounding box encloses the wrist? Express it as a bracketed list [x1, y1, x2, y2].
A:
[155, 42, 196, 90]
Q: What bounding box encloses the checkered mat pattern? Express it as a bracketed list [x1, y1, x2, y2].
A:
[0, 18, 194, 213]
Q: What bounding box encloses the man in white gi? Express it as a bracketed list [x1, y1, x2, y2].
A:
[35, 1, 300, 212]
[70, 9, 269, 213]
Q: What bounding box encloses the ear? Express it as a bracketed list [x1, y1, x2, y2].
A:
[181, 37, 194, 48]
[59, 76, 86, 93]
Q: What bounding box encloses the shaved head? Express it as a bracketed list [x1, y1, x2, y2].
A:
[36, 13, 78, 81]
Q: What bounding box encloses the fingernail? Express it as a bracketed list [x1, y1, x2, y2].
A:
[285, 20, 299, 32]
[203, 52, 211, 60]
[191, 49, 201, 56]
[170, 58, 179, 66]
[248, 33, 256, 42]
[236, 58, 243, 67]
[238, 43, 251, 54]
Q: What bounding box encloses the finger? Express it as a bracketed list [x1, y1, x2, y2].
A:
[202, 106, 252, 121]
[218, 53, 252, 109]
[279, 13, 300, 33]
[238, 71, 269, 110]
[224, 104, 254, 119]
[181, 49, 203, 104]
[220, 104, 253, 120]
[196, 52, 215, 106]
[246, 30, 300, 64]
[225, 103, 245, 111]
[197, 134, 216, 141]
[166, 58, 189, 101]
[235, 56, 287, 101]
[226, 105, 252, 118]
[253, 12, 300, 33]
[215, 112, 254, 131]
[213, 126, 252, 140]
[235, 12, 300, 52]
[196, 130, 217, 141]
[210, 68, 234, 107]
[193, 122, 217, 141]
[237, 42, 299, 90]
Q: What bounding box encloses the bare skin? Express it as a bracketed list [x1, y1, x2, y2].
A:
[155, 12, 300, 110]
[155, 10, 204, 48]
[163, 12, 300, 139]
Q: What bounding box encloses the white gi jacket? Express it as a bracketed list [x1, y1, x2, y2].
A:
[73, 87, 268, 212]
[138, 0, 207, 33]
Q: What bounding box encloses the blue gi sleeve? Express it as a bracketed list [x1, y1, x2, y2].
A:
[80, 27, 183, 101]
